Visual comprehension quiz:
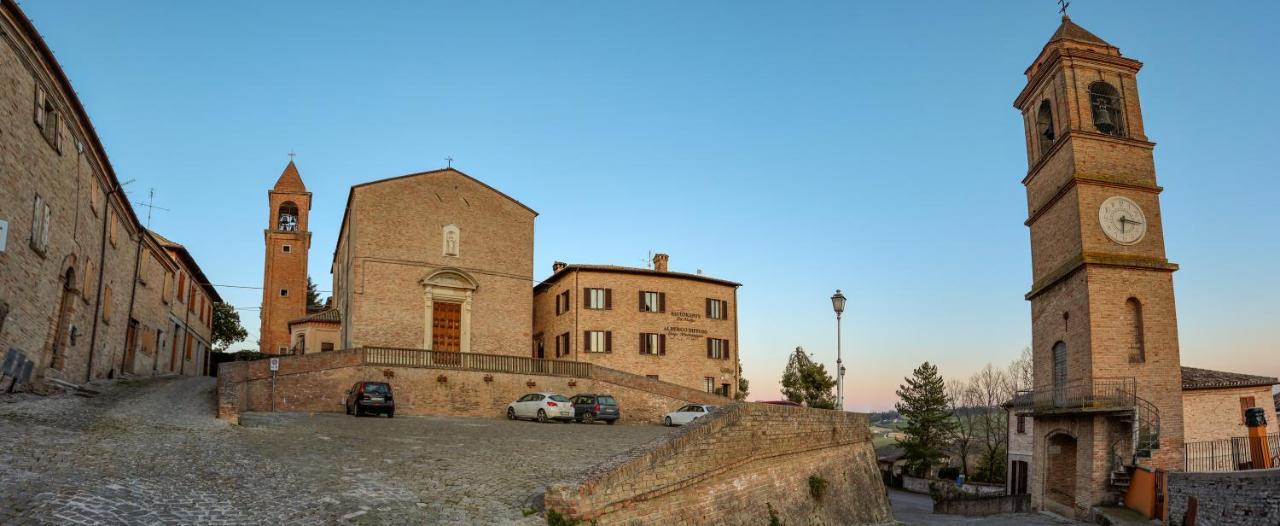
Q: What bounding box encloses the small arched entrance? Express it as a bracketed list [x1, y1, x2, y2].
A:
[1045, 432, 1078, 508]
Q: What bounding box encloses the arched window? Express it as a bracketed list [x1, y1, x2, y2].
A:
[1037, 100, 1056, 156]
[1088, 82, 1125, 137]
[1052, 341, 1068, 390]
[277, 201, 299, 231]
[1126, 298, 1145, 363]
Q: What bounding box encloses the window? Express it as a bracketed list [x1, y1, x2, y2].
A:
[646, 375, 659, 381]
[34, 86, 61, 152]
[1126, 298, 1145, 364]
[282, 244, 292, 253]
[102, 285, 113, 322]
[1016, 415, 1026, 434]
[1052, 341, 1068, 391]
[82, 260, 94, 299]
[555, 332, 571, 358]
[1088, 82, 1125, 137]
[280, 289, 289, 297]
[639, 333, 666, 355]
[555, 290, 570, 315]
[177, 273, 186, 303]
[706, 298, 727, 320]
[185, 334, 193, 360]
[30, 194, 51, 255]
[89, 181, 101, 216]
[321, 343, 334, 352]
[1240, 397, 1256, 424]
[584, 288, 611, 310]
[1036, 99, 1056, 156]
[584, 330, 612, 353]
[108, 210, 118, 247]
[639, 291, 665, 313]
[162, 271, 173, 304]
[278, 346, 287, 354]
[277, 202, 299, 231]
[704, 378, 715, 394]
[707, 338, 729, 360]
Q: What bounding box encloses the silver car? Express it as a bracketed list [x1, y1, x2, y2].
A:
[663, 404, 718, 426]
[506, 392, 575, 423]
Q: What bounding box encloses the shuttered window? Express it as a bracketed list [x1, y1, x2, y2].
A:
[639, 291, 665, 313]
[584, 331, 612, 353]
[584, 288, 611, 310]
[555, 332, 570, 358]
[30, 194, 51, 255]
[706, 338, 729, 360]
[706, 298, 727, 320]
[1240, 396, 1256, 424]
[639, 333, 666, 355]
[555, 290, 570, 315]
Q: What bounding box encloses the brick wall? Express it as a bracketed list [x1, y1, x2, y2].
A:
[1167, 468, 1280, 526]
[543, 403, 891, 525]
[215, 349, 727, 425]
[1182, 386, 1280, 443]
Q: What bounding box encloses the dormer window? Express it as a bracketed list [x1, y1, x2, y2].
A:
[1036, 100, 1056, 156]
[1088, 82, 1125, 137]
[278, 201, 299, 231]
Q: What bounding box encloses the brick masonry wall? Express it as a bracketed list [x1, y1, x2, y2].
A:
[215, 349, 729, 425]
[1167, 468, 1280, 526]
[1182, 386, 1280, 443]
[533, 267, 739, 396]
[543, 403, 892, 525]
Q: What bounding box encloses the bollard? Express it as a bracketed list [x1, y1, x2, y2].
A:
[1244, 407, 1272, 470]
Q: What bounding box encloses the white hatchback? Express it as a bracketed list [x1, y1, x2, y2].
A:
[663, 404, 719, 426]
[506, 392, 575, 423]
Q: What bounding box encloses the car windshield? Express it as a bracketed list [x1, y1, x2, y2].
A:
[549, 395, 571, 402]
[598, 396, 617, 405]
[363, 384, 389, 395]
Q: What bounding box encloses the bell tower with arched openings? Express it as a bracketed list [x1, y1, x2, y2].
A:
[1013, 15, 1184, 519]
[260, 160, 312, 355]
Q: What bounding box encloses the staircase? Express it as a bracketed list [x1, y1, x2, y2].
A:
[1107, 387, 1161, 493]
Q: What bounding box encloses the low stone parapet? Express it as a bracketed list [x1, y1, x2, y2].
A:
[1167, 467, 1280, 526]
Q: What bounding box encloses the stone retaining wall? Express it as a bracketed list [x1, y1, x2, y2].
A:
[543, 403, 893, 525]
[933, 494, 1031, 516]
[1167, 468, 1280, 526]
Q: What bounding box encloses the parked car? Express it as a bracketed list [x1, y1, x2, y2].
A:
[506, 392, 575, 423]
[345, 381, 394, 417]
[663, 404, 718, 426]
[570, 394, 620, 424]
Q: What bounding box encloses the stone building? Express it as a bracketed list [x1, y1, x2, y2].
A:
[259, 161, 311, 355]
[288, 308, 339, 354]
[330, 168, 536, 354]
[0, 0, 220, 388]
[153, 233, 219, 376]
[532, 255, 740, 396]
[1012, 16, 1186, 519]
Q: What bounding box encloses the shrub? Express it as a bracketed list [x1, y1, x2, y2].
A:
[808, 475, 827, 501]
[937, 467, 961, 481]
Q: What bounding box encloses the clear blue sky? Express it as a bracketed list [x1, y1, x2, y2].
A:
[24, 1, 1278, 409]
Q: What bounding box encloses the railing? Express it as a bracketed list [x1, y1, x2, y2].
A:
[1184, 433, 1280, 472]
[362, 347, 593, 378]
[1011, 377, 1137, 413]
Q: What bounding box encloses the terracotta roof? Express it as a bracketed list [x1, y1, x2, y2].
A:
[146, 230, 223, 303]
[1181, 366, 1278, 391]
[288, 308, 340, 326]
[534, 263, 741, 292]
[1048, 15, 1111, 47]
[272, 161, 307, 193]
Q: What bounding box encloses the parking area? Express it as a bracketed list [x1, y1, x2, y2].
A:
[0, 376, 675, 524]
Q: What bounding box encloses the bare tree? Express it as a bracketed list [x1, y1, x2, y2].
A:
[947, 378, 979, 478]
[1008, 346, 1033, 392]
[972, 363, 1012, 482]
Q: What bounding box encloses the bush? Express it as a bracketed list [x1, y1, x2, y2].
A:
[808, 475, 827, 501]
[937, 467, 960, 481]
[546, 510, 579, 526]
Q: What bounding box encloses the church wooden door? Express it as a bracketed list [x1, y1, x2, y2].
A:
[432, 302, 462, 357]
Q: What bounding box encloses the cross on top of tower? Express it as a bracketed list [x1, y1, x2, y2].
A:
[1058, 0, 1070, 16]
[445, 156, 454, 168]
[288, 150, 296, 162]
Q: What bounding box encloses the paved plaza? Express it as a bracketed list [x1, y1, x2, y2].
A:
[0, 376, 674, 524]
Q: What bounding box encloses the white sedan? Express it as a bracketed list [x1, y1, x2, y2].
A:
[506, 392, 575, 423]
[663, 404, 718, 426]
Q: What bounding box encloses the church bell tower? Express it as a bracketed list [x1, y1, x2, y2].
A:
[1014, 16, 1184, 518]
[260, 160, 311, 355]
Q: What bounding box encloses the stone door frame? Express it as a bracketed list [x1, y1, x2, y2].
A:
[419, 268, 477, 353]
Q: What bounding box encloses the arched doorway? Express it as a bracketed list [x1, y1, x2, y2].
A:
[1045, 432, 1078, 508]
[49, 267, 78, 371]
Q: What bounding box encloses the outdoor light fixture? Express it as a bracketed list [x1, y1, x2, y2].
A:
[831, 289, 847, 411]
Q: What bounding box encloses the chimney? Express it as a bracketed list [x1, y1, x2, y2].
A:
[652, 253, 669, 272]
[552, 261, 567, 273]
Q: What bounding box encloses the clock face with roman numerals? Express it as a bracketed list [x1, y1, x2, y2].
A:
[1099, 196, 1146, 245]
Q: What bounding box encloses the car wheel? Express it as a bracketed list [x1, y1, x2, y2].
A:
[664, 416, 672, 427]
[537, 409, 547, 423]
[507, 408, 516, 420]
[387, 411, 394, 419]
[583, 412, 595, 424]
[353, 405, 361, 417]
[606, 419, 616, 425]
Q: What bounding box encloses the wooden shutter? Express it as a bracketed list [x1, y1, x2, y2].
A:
[605, 289, 612, 310]
[723, 340, 730, 360]
[605, 331, 612, 353]
[706, 338, 713, 359]
[658, 293, 666, 313]
[33, 88, 45, 127]
[706, 299, 712, 317]
[639, 333, 646, 354]
[39, 200, 51, 251]
[583, 289, 590, 308]
[1240, 396, 1255, 423]
[659, 334, 666, 355]
[638, 291, 645, 311]
[583, 331, 591, 352]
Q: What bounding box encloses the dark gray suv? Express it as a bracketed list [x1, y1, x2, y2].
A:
[570, 394, 619, 424]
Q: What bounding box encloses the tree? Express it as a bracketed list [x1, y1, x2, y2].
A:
[1008, 346, 1033, 392]
[734, 360, 750, 401]
[895, 362, 955, 477]
[306, 277, 324, 310]
[947, 378, 979, 478]
[211, 303, 248, 352]
[780, 347, 836, 409]
[971, 363, 1013, 483]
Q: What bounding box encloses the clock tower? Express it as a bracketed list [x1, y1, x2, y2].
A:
[260, 160, 311, 355]
[1013, 16, 1184, 519]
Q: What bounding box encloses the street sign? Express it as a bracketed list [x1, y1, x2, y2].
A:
[269, 358, 279, 372]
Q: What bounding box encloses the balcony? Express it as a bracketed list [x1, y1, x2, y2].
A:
[1011, 377, 1138, 416]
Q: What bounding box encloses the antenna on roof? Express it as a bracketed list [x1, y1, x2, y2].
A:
[1057, 0, 1070, 16]
[134, 188, 169, 228]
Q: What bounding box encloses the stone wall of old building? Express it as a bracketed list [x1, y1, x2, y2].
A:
[533, 264, 739, 396]
[543, 403, 892, 525]
[1182, 386, 1280, 443]
[124, 237, 176, 376]
[1167, 468, 1280, 526]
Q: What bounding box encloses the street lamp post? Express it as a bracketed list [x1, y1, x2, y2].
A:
[831, 289, 846, 411]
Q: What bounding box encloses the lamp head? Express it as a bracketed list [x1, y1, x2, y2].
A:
[831, 289, 846, 315]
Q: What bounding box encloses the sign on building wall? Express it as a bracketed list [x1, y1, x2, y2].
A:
[0, 218, 9, 253]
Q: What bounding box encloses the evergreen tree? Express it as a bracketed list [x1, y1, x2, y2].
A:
[780, 347, 836, 409]
[734, 360, 750, 401]
[895, 361, 955, 477]
[306, 277, 324, 309]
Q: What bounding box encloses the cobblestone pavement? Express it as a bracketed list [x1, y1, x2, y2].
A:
[0, 376, 675, 525]
[888, 489, 1085, 525]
